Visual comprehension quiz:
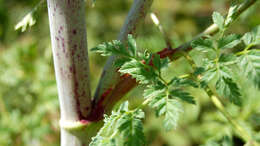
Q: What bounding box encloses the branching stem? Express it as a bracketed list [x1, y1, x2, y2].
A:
[183, 52, 254, 143]
[92, 0, 258, 120]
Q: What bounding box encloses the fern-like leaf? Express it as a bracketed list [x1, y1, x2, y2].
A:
[239, 50, 260, 88]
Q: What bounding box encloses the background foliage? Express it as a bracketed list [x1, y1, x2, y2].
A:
[0, 0, 260, 145]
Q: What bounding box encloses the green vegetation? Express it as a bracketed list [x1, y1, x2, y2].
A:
[0, 0, 260, 146]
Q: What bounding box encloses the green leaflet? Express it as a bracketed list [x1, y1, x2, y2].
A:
[118, 109, 145, 146]
[145, 86, 183, 131]
[144, 85, 167, 117]
[191, 38, 214, 52]
[239, 50, 260, 88]
[143, 85, 166, 101]
[169, 77, 198, 88]
[119, 59, 157, 84]
[242, 25, 260, 46]
[201, 68, 217, 83]
[170, 89, 196, 104]
[217, 34, 241, 50]
[90, 114, 120, 146]
[163, 99, 183, 131]
[91, 34, 138, 58]
[216, 77, 242, 106]
[91, 40, 129, 57]
[218, 54, 237, 64]
[144, 77, 195, 131]
[212, 12, 225, 31]
[90, 101, 145, 146]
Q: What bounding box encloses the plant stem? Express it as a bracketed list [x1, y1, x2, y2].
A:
[47, 0, 92, 145]
[184, 51, 254, 143]
[93, 0, 154, 102]
[92, 0, 258, 118]
[210, 95, 252, 142]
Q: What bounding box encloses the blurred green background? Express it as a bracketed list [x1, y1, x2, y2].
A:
[0, 0, 260, 145]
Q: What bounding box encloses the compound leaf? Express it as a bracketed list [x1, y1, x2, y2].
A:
[163, 99, 183, 131]
[191, 38, 214, 52]
[216, 77, 242, 106]
[170, 89, 196, 104]
[239, 50, 260, 88]
[119, 59, 156, 84]
[242, 25, 260, 46]
[218, 34, 241, 50]
[118, 110, 145, 146]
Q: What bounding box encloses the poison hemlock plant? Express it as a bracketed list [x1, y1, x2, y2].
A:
[91, 35, 197, 145]
[12, 0, 260, 145]
[91, 8, 260, 145]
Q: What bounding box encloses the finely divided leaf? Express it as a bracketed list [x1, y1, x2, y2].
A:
[218, 34, 241, 49]
[170, 89, 196, 104]
[91, 40, 129, 57]
[163, 99, 183, 131]
[239, 50, 260, 88]
[92, 34, 138, 58]
[219, 66, 232, 79]
[191, 38, 214, 52]
[201, 68, 217, 83]
[219, 54, 237, 63]
[118, 110, 145, 146]
[212, 12, 225, 31]
[146, 87, 183, 131]
[219, 54, 237, 66]
[242, 32, 254, 46]
[119, 59, 156, 84]
[143, 85, 166, 100]
[169, 77, 198, 88]
[242, 25, 260, 46]
[90, 101, 146, 146]
[216, 77, 242, 106]
[90, 114, 120, 146]
[147, 91, 167, 117]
